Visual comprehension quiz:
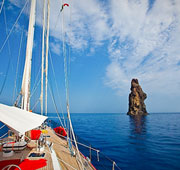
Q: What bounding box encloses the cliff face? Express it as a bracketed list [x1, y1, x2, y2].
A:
[127, 79, 148, 116]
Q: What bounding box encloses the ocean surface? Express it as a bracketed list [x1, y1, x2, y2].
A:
[1, 113, 180, 170]
[68, 113, 180, 170]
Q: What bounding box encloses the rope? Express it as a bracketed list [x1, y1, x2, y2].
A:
[0, 0, 29, 54]
[68, 137, 74, 156]
[0, 0, 5, 15]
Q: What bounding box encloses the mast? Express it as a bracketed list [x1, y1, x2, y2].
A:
[21, 0, 36, 111]
[41, 0, 46, 115]
[45, 0, 50, 116]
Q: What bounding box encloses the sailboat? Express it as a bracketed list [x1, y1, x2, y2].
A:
[0, 0, 120, 170]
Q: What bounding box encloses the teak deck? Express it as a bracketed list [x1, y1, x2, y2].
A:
[0, 128, 95, 170]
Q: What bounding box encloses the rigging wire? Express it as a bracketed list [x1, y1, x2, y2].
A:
[0, 124, 5, 130]
[0, 0, 5, 15]
[48, 83, 65, 129]
[13, 93, 21, 107]
[30, 66, 41, 98]
[45, 0, 69, 130]
[13, 27, 24, 104]
[61, 1, 84, 169]
[31, 98, 40, 111]
[30, 78, 41, 99]
[0, 132, 8, 139]
[0, 0, 29, 54]
[30, 16, 43, 101]
[68, 0, 72, 77]
[0, 7, 12, 95]
[62, 0, 71, 148]
[53, 6, 61, 30]
[0, 61, 10, 95]
[49, 49, 66, 128]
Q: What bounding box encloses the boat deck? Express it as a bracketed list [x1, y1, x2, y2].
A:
[0, 128, 95, 170]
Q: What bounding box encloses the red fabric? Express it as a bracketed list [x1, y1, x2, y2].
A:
[30, 130, 41, 140]
[54, 126, 67, 137]
[63, 3, 69, 7]
[0, 159, 47, 170]
[0, 159, 21, 170]
[15, 159, 47, 170]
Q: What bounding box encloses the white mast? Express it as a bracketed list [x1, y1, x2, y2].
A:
[45, 0, 50, 116]
[21, 0, 36, 111]
[41, 0, 46, 115]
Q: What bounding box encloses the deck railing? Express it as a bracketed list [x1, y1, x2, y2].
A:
[47, 119, 121, 170]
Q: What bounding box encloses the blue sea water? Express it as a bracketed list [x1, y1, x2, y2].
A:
[1, 113, 180, 170]
[69, 113, 180, 170]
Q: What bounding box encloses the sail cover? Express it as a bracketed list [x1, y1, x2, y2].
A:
[0, 103, 47, 134]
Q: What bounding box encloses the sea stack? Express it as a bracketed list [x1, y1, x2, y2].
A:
[127, 79, 148, 116]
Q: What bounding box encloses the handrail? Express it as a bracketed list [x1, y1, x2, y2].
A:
[52, 129, 121, 170]
[55, 132, 99, 152]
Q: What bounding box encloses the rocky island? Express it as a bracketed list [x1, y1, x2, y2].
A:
[127, 79, 148, 116]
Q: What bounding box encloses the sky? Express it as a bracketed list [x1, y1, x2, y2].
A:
[0, 0, 180, 113]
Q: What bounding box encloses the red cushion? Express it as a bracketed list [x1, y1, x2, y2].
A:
[30, 130, 41, 140]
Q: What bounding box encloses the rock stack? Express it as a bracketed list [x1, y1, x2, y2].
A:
[127, 79, 148, 116]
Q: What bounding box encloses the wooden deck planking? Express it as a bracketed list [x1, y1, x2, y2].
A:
[46, 128, 94, 170]
[46, 128, 80, 170]
[0, 128, 95, 170]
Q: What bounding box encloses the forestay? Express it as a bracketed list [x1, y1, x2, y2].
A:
[0, 103, 47, 134]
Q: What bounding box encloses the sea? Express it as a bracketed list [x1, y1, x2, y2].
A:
[1, 113, 180, 170]
[68, 113, 180, 170]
